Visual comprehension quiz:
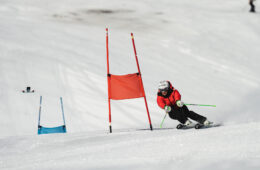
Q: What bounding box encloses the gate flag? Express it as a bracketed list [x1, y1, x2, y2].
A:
[37, 96, 67, 135]
[106, 28, 153, 133]
[108, 73, 145, 100]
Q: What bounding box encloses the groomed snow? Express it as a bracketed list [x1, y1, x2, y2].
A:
[0, 0, 260, 169]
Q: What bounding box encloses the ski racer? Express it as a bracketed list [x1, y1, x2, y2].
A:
[157, 80, 210, 126]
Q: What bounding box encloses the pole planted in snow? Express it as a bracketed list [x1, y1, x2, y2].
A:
[38, 96, 42, 128]
[131, 33, 153, 131]
[60, 97, 66, 126]
[106, 28, 112, 133]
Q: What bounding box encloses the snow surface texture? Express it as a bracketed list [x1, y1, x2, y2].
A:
[0, 0, 260, 169]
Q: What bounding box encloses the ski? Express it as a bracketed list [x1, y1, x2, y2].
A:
[177, 122, 221, 130]
[194, 122, 221, 129]
[22, 90, 35, 93]
[176, 123, 195, 129]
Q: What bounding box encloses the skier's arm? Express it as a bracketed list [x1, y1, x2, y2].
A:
[157, 96, 166, 109]
[174, 90, 184, 107]
[174, 89, 181, 102]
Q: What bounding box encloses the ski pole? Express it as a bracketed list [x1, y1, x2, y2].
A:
[184, 104, 216, 107]
[160, 113, 167, 128]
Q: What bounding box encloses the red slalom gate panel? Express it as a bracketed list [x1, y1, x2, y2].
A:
[108, 73, 145, 100]
[106, 28, 153, 133]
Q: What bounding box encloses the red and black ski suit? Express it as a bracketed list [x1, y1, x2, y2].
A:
[157, 82, 206, 124]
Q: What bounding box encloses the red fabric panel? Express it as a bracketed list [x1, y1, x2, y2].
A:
[108, 73, 145, 100]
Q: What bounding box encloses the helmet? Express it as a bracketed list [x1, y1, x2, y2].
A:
[158, 80, 170, 91]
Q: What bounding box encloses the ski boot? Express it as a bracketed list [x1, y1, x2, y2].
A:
[176, 120, 192, 129]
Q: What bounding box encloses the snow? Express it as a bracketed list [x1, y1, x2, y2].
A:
[0, 0, 260, 169]
[1, 123, 260, 170]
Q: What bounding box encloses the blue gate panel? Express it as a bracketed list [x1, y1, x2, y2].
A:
[38, 125, 67, 135]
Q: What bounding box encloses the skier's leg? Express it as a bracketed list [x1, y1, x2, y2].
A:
[181, 105, 207, 124]
[252, 4, 255, 12]
[168, 106, 188, 124]
[250, 1, 255, 12]
[189, 111, 207, 124]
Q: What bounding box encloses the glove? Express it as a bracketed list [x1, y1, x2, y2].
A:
[176, 100, 184, 107]
[164, 106, 171, 113]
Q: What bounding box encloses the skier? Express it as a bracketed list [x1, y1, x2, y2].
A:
[157, 80, 210, 127]
[249, 0, 256, 12]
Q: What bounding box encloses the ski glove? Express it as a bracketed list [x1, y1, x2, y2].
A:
[176, 100, 184, 107]
[164, 106, 171, 113]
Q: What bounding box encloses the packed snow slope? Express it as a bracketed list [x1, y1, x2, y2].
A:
[1, 123, 260, 170]
[1, 0, 260, 136]
[0, 0, 260, 169]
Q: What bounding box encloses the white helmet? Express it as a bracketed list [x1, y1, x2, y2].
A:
[158, 80, 170, 91]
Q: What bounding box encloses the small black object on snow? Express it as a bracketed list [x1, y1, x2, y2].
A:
[22, 86, 35, 93]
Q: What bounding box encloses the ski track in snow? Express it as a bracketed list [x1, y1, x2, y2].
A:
[1, 0, 260, 169]
[1, 123, 260, 170]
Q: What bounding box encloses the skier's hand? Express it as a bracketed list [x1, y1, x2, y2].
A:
[176, 100, 184, 107]
[164, 106, 171, 113]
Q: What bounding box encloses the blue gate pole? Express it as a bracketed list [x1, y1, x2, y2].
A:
[60, 97, 66, 126]
[38, 96, 42, 127]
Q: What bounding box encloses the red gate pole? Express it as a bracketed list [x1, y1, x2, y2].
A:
[131, 33, 153, 131]
[106, 28, 112, 133]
